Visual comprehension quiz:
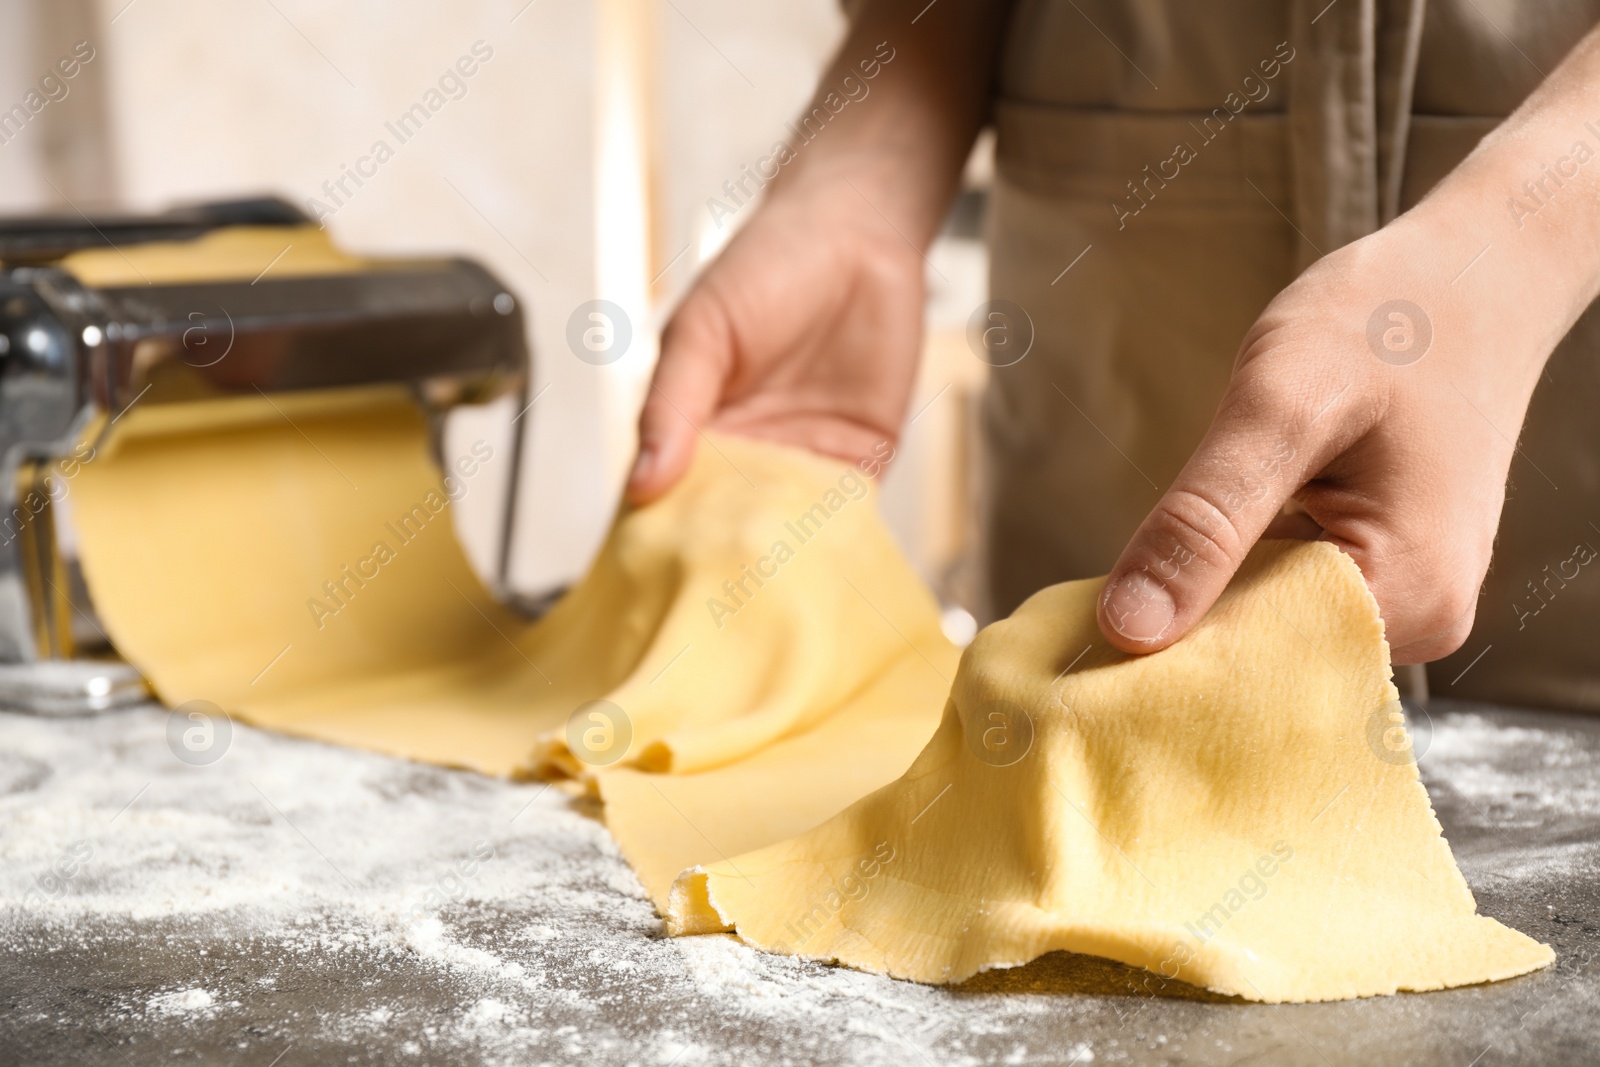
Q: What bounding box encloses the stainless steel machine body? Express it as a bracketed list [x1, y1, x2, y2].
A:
[0, 198, 530, 712]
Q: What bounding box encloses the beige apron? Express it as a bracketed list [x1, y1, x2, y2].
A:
[987, 0, 1600, 710]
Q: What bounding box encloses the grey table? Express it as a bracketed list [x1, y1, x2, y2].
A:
[1, 698, 1596, 1067]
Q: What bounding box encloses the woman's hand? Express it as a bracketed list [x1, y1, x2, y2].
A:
[626, 0, 1015, 504]
[1099, 17, 1600, 664]
[627, 168, 926, 502]
[1097, 214, 1567, 664]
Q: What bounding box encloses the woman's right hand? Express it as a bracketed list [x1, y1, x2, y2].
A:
[626, 165, 929, 503]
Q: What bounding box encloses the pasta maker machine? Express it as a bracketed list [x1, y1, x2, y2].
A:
[0, 197, 529, 713]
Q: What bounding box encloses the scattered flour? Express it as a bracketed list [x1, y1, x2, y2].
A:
[0, 706, 1100, 1065]
[146, 987, 214, 1016]
[4, 700, 1593, 1064]
[1424, 710, 1600, 818]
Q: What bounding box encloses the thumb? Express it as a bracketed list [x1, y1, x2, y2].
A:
[625, 299, 731, 505]
[1097, 407, 1309, 653]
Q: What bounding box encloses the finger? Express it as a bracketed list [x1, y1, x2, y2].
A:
[1262, 507, 1322, 541]
[1097, 399, 1313, 653]
[626, 300, 732, 504]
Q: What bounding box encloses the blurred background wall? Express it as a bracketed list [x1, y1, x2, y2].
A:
[0, 0, 991, 625]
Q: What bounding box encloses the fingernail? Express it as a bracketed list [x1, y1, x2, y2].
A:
[629, 445, 656, 487]
[1103, 572, 1175, 643]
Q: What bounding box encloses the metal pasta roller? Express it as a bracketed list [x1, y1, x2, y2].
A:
[0, 197, 530, 714]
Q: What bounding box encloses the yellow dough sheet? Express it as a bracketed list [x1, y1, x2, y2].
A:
[69, 375, 1550, 1003]
[666, 541, 1554, 1002]
[600, 648, 954, 904]
[71, 398, 954, 862]
[60, 225, 369, 286]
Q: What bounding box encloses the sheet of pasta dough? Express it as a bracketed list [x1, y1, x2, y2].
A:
[667, 541, 1554, 1002]
[62, 224, 369, 286]
[60, 237, 1548, 1006]
[70, 395, 954, 888]
[598, 649, 954, 904]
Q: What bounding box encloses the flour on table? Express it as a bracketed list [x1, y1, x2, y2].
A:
[4, 700, 1591, 1064]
